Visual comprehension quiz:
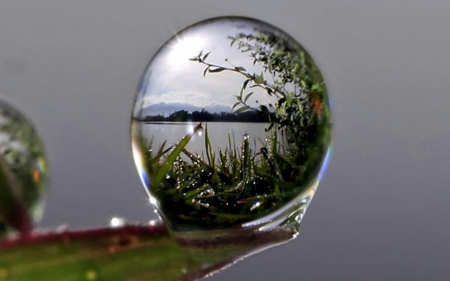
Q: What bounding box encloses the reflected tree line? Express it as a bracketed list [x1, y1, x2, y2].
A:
[144, 109, 271, 123]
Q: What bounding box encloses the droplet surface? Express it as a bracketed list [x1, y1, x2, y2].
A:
[131, 17, 332, 234]
[0, 98, 48, 236]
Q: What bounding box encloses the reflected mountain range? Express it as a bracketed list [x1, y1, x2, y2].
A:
[141, 102, 270, 123]
[143, 102, 232, 117]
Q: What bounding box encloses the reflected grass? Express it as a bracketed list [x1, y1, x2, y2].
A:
[144, 122, 324, 231]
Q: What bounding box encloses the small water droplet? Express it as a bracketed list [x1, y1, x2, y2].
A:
[109, 217, 126, 228]
[196, 126, 203, 137]
[250, 201, 261, 211]
[131, 16, 332, 235]
[0, 98, 48, 236]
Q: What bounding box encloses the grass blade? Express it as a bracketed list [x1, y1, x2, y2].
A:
[151, 123, 203, 188]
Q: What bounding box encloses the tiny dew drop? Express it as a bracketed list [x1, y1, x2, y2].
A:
[131, 17, 332, 236]
[0, 98, 48, 237]
[109, 217, 126, 228]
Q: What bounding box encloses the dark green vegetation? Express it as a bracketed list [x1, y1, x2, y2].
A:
[144, 109, 270, 123]
[145, 30, 332, 231]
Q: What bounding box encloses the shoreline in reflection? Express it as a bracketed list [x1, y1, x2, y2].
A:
[141, 109, 272, 123]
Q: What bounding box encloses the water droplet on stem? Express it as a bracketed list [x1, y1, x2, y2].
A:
[131, 16, 332, 238]
[0, 98, 48, 238]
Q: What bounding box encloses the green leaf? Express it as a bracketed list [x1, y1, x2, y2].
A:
[204, 124, 214, 166]
[242, 79, 250, 90]
[184, 184, 211, 200]
[151, 123, 203, 188]
[229, 37, 236, 46]
[232, 102, 241, 110]
[244, 92, 254, 103]
[181, 148, 207, 166]
[234, 66, 246, 72]
[155, 140, 169, 158]
[150, 140, 173, 167]
[208, 67, 226, 73]
[300, 80, 307, 88]
[254, 72, 264, 84]
[203, 66, 210, 77]
[202, 52, 211, 61]
[234, 106, 250, 114]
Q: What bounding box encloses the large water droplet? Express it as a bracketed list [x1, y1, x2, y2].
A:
[0, 98, 48, 237]
[131, 17, 332, 235]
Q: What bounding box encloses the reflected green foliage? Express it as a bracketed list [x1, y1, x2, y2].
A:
[0, 100, 48, 237]
[145, 29, 332, 231]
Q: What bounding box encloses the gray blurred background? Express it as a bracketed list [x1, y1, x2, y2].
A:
[1, 1, 449, 280]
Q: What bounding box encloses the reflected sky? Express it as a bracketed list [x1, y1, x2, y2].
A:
[136, 18, 276, 117]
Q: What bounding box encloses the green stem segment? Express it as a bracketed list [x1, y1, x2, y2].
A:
[0, 223, 296, 281]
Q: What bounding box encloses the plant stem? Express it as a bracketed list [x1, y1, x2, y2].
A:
[0, 222, 296, 281]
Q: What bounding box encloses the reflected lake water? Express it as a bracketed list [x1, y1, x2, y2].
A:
[140, 122, 271, 157]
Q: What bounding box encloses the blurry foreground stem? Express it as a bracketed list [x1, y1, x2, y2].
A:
[0, 222, 296, 281]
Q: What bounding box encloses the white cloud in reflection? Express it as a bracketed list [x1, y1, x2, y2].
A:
[140, 20, 270, 113]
